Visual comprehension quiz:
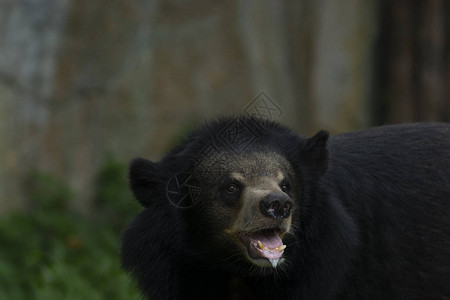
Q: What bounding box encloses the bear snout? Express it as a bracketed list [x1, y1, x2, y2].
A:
[259, 192, 293, 220]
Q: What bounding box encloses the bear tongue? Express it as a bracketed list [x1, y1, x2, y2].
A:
[240, 230, 285, 262]
[252, 230, 282, 249]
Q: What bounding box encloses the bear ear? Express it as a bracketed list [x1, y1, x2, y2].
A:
[129, 158, 163, 207]
[301, 130, 329, 176]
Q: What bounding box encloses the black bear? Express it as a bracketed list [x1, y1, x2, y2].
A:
[121, 116, 450, 299]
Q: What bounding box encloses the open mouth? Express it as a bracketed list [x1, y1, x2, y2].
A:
[239, 228, 286, 268]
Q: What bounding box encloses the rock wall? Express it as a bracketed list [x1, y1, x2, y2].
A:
[0, 0, 378, 213]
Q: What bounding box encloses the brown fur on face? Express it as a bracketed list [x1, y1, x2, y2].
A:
[227, 173, 293, 235]
[195, 151, 297, 241]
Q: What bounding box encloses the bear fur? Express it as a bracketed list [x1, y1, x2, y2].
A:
[121, 116, 450, 299]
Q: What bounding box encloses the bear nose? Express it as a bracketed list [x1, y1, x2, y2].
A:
[259, 192, 293, 219]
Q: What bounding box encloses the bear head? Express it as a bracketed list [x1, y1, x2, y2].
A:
[124, 116, 329, 275]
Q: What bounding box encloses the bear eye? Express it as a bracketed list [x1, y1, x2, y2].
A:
[226, 184, 239, 194]
[280, 182, 289, 193]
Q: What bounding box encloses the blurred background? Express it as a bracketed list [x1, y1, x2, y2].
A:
[0, 0, 449, 299]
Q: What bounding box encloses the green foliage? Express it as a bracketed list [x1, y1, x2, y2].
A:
[27, 170, 73, 210]
[95, 155, 141, 229]
[0, 159, 142, 300]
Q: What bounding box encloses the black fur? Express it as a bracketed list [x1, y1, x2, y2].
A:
[121, 116, 450, 299]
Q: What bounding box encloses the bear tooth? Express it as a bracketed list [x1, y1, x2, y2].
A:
[257, 240, 264, 250]
[273, 245, 286, 252]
